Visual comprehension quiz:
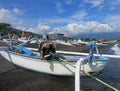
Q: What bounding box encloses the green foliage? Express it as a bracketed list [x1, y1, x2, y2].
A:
[0, 23, 21, 36]
[0, 23, 42, 38]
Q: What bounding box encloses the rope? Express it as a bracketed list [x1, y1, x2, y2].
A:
[84, 72, 119, 91]
[53, 53, 119, 91]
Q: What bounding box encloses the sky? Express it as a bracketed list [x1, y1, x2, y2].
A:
[0, 0, 120, 39]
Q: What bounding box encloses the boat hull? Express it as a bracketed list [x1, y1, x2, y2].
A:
[0, 48, 106, 76]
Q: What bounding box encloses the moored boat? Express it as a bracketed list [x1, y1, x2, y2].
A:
[0, 40, 108, 76]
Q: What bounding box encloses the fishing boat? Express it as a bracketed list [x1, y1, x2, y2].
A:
[0, 39, 108, 76]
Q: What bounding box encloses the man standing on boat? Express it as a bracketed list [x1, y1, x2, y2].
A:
[39, 41, 56, 59]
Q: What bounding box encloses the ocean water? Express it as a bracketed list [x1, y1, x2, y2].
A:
[80, 43, 120, 91]
[111, 44, 120, 55]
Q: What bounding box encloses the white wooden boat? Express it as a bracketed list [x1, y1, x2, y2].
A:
[0, 42, 107, 76]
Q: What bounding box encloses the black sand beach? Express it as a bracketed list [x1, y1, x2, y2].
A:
[0, 41, 120, 91]
[25, 42, 107, 53]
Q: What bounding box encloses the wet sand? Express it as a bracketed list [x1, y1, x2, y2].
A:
[25, 42, 108, 53]
[0, 41, 120, 91]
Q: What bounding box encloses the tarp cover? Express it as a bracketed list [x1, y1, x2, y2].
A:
[86, 41, 95, 46]
[15, 45, 32, 55]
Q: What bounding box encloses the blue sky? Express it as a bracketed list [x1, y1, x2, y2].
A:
[0, 0, 120, 39]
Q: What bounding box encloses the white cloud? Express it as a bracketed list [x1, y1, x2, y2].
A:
[28, 21, 114, 38]
[71, 11, 87, 20]
[0, 6, 118, 38]
[38, 11, 87, 25]
[56, 2, 65, 13]
[36, 24, 50, 31]
[0, 8, 13, 23]
[13, 8, 23, 15]
[85, 0, 104, 7]
[15, 21, 27, 30]
[0, 8, 25, 30]
[105, 15, 120, 30]
[56, 21, 113, 36]
[27, 23, 51, 34]
[98, 0, 120, 10]
[0, 8, 22, 25]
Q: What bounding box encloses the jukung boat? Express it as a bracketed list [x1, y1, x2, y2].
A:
[0, 39, 108, 76]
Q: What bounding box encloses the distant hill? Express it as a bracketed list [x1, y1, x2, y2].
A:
[0, 23, 42, 38]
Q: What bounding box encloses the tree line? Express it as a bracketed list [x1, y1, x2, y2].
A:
[0, 23, 42, 38]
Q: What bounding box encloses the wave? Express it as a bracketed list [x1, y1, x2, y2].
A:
[111, 44, 120, 55]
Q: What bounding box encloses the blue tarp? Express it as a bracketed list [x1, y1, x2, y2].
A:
[99, 56, 108, 61]
[86, 41, 95, 46]
[14, 45, 32, 55]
